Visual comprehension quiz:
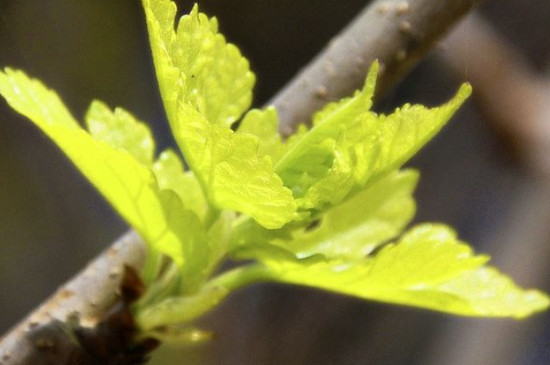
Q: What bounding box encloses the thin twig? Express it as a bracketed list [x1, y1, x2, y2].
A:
[0, 0, 484, 363]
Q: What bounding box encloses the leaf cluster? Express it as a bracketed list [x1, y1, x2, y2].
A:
[0, 0, 547, 341]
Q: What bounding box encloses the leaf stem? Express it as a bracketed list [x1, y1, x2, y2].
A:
[135, 264, 274, 331]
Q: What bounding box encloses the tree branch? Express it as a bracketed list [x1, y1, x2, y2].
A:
[440, 12, 550, 174]
[274, 0, 484, 135]
[0, 0, 484, 363]
[0, 231, 146, 364]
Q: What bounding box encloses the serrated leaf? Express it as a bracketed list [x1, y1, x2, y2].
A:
[0, 68, 197, 270]
[174, 6, 254, 127]
[172, 104, 296, 228]
[289, 169, 418, 259]
[274, 62, 471, 216]
[141, 0, 181, 124]
[261, 224, 549, 318]
[237, 107, 284, 163]
[83, 101, 213, 288]
[85, 100, 155, 165]
[142, 0, 254, 127]
[274, 64, 378, 209]
[366, 83, 471, 181]
[436, 267, 549, 318]
[231, 170, 418, 260]
[143, 0, 296, 228]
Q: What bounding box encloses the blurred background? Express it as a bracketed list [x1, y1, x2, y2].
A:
[2, 0, 550, 364]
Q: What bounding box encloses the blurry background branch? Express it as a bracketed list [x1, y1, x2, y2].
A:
[442, 13, 550, 174]
[421, 12, 550, 365]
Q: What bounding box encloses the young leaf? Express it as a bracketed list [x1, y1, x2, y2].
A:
[288, 169, 418, 259]
[273, 63, 379, 210]
[230, 169, 418, 261]
[237, 107, 284, 163]
[152, 149, 208, 221]
[366, 84, 471, 181]
[3, 0, 547, 332]
[142, 0, 254, 127]
[85, 101, 214, 288]
[274, 63, 472, 217]
[260, 224, 549, 318]
[0, 69, 191, 269]
[142, 0, 296, 228]
[85, 100, 155, 165]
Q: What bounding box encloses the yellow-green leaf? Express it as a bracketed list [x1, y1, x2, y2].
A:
[237, 107, 284, 163]
[142, 0, 254, 127]
[290, 169, 418, 259]
[85, 100, 155, 165]
[0, 68, 194, 269]
[152, 149, 208, 221]
[142, 0, 296, 228]
[172, 104, 296, 228]
[261, 224, 549, 318]
[274, 62, 471, 217]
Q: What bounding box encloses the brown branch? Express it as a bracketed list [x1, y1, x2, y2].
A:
[0, 231, 146, 364]
[0, 0, 484, 363]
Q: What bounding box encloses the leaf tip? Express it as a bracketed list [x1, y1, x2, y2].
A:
[363, 60, 380, 97]
[456, 82, 473, 102]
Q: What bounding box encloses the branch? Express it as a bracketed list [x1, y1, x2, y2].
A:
[0, 0, 483, 363]
[440, 12, 550, 174]
[274, 0, 485, 136]
[0, 231, 147, 364]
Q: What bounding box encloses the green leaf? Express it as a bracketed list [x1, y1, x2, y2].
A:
[142, 0, 254, 127]
[274, 62, 472, 216]
[152, 149, 208, 221]
[83, 101, 215, 287]
[143, 0, 296, 228]
[157, 190, 208, 288]
[141, 0, 181, 124]
[366, 84, 471, 181]
[204, 211, 234, 277]
[289, 169, 418, 259]
[230, 169, 417, 260]
[237, 107, 284, 163]
[274, 63, 378, 210]
[85, 100, 155, 165]
[172, 104, 296, 228]
[0, 68, 193, 269]
[261, 224, 549, 318]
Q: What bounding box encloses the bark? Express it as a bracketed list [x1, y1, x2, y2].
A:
[0, 0, 484, 363]
[0, 232, 149, 364]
